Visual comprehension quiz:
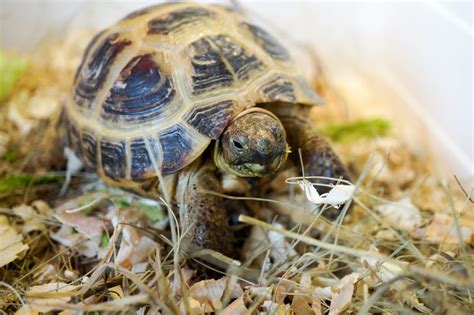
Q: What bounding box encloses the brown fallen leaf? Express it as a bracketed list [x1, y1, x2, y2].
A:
[50, 225, 100, 258]
[375, 197, 422, 232]
[422, 213, 473, 245]
[220, 296, 248, 315]
[0, 215, 29, 267]
[24, 282, 80, 313]
[292, 295, 316, 315]
[54, 211, 105, 239]
[115, 225, 157, 268]
[12, 204, 46, 234]
[188, 277, 243, 311]
[328, 273, 359, 315]
[172, 266, 196, 296]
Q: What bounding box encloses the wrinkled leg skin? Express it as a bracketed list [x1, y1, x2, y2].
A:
[177, 160, 233, 260]
[274, 104, 352, 218]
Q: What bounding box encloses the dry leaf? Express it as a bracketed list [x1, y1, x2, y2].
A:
[0, 131, 8, 158]
[422, 213, 473, 245]
[108, 285, 124, 300]
[188, 277, 243, 311]
[33, 264, 57, 284]
[8, 93, 37, 135]
[12, 204, 46, 234]
[54, 211, 105, 239]
[261, 301, 290, 314]
[172, 266, 196, 296]
[14, 305, 38, 315]
[241, 226, 271, 269]
[25, 86, 61, 119]
[25, 282, 79, 313]
[312, 299, 323, 315]
[246, 286, 273, 300]
[0, 215, 29, 267]
[376, 197, 421, 232]
[329, 273, 359, 315]
[220, 296, 248, 315]
[361, 245, 405, 285]
[115, 225, 157, 268]
[50, 225, 100, 258]
[268, 223, 297, 262]
[292, 295, 316, 315]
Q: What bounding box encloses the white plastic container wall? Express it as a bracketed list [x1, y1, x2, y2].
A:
[1, 0, 473, 187]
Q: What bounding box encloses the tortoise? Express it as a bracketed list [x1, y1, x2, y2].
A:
[64, 2, 351, 257]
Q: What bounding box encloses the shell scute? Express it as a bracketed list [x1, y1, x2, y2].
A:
[74, 33, 132, 109]
[100, 53, 175, 124]
[241, 22, 290, 61]
[100, 137, 127, 179]
[184, 99, 236, 139]
[259, 75, 297, 103]
[147, 6, 216, 36]
[159, 124, 197, 175]
[209, 34, 266, 81]
[81, 130, 98, 169]
[189, 37, 234, 95]
[130, 137, 153, 180]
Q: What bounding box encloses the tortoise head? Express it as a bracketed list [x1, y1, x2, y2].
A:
[214, 108, 289, 177]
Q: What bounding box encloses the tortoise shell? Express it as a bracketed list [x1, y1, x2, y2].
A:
[65, 3, 322, 185]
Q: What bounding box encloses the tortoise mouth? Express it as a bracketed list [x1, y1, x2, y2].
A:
[214, 143, 289, 177]
[213, 108, 289, 177]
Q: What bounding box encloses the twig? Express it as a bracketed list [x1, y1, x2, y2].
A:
[453, 174, 473, 203]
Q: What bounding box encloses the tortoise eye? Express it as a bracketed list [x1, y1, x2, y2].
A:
[231, 135, 247, 151]
[232, 140, 243, 150]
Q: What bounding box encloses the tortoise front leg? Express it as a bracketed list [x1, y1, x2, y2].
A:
[282, 116, 351, 183]
[177, 161, 232, 258]
[274, 105, 352, 193]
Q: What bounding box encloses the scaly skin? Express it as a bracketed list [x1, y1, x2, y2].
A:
[177, 160, 232, 257]
[270, 103, 352, 219]
[179, 104, 352, 257]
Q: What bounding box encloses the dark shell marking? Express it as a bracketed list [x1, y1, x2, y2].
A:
[73, 30, 105, 85]
[184, 100, 236, 139]
[189, 37, 234, 95]
[100, 137, 127, 179]
[260, 75, 296, 103]
[100, 54, 175, 124]
[74, 33, 132, 109]
[159, 124, 195, 174]
[130, 137, 153, 180]
[189, 35, 266, 95]
[148, 7, 216, 35]
[242, 22, 290, 61]
[210, 35, 266, 81]
[81, 130, 98, 169]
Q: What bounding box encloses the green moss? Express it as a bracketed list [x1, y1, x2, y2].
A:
[114, 197, 131, 208]
[0, 174, 64, 193]
[3, 150, 18, 162]
[78, 198, 97, 216]
[0, 51, 28, 101]
[100, 231, 109, 248]
[139, 202, 164, 223]
[320, 118, 391, 142]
